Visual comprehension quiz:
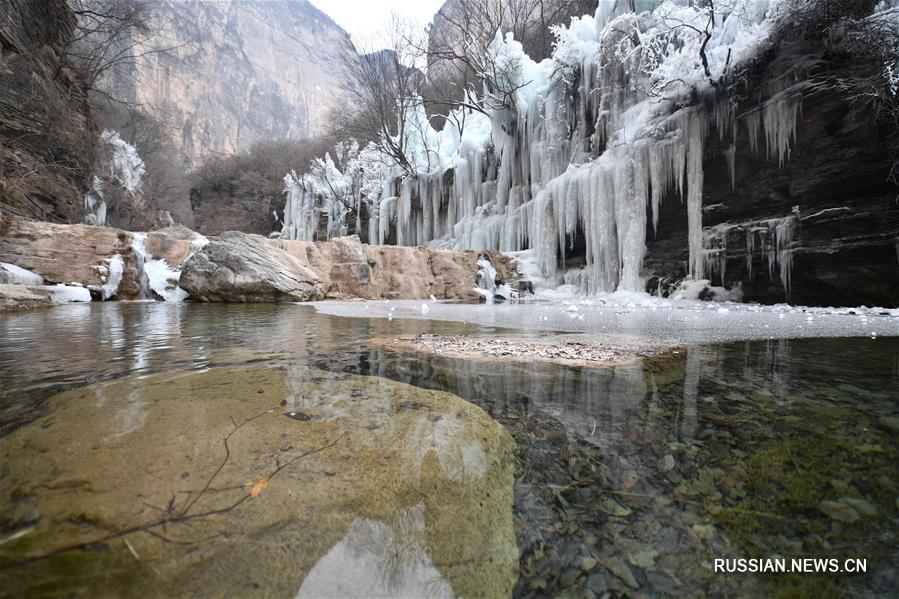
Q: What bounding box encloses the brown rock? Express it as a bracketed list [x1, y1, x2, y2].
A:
[0, 217, 139, 298]
[0, 283, 51, 312]
[142, 226, 206, 268]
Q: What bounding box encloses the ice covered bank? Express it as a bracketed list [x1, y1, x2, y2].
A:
[0, 216, 515, 308]
[286, 0, 899, 307]
[0, 217, 207, 309]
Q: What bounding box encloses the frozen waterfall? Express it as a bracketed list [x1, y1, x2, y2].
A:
[283, 0, 810, 295]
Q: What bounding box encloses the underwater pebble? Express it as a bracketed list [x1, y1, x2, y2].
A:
[598, 497, 632, 517]
[661, 454, 675, 472]
[285, 411, 311, 421]
[839, 497, 877, 517]
[818, 500, 860, 523]
[559, 568, 580, 588]
[280, 443, 292, 452]
[691, 524, 716, 542]
[581, 557, 598, 571]
[23, 507, 40, 524]
[605, 557, 639, 589]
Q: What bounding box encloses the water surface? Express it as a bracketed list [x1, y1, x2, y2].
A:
[1, 303, 897, 597]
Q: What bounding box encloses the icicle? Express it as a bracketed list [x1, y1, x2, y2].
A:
[685, 110, 706, 281]
[762, 91, 802, 167]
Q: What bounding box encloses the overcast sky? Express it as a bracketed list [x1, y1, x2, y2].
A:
[309, 0, 446, 50]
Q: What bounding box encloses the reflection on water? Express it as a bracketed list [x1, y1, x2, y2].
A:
[1, 303, 898, 597]
[297, 506, 454, 598]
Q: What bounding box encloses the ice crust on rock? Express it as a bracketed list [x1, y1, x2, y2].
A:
[1, 263, 44, 286]
[131, 232, 209, 302]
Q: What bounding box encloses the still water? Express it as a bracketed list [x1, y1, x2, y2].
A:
[0, 303, 897, 597]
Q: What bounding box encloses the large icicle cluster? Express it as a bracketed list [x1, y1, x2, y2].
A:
[285, 0, 813, 293]
[281, 141, 394, 242]
[702, 210, 800, 295]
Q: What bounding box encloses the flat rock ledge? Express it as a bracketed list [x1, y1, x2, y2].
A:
[370, 333, 673, 368]
[0, 283, 50, 311]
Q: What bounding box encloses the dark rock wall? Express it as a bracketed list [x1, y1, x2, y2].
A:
[644, 48, 899, 307]
[0, 0, 95, 223]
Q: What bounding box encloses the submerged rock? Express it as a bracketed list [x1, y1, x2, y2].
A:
[817, 500, 860, 523]
[180, 231, 323, 302]
[0, 365, 517, 597]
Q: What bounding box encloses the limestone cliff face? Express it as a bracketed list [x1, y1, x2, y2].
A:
[107, 0, 354, 169]
[0, 0, 95, 223]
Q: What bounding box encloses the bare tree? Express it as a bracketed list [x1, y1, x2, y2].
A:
[423, 0, 597, 121]
[63, 0, 187, 106]
[335, 15, 428, 175]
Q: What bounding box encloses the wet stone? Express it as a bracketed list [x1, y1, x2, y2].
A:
[661, 454, 676, 471]
[284, 411, 312, 421]
[818, 500, 860, 523]
[280, 443, 293, 452]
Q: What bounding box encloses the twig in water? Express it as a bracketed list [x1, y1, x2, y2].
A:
[1, 407, 346, 565]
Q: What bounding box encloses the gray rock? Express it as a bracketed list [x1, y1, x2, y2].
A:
[180, 232, 322, 302]
[661, 454, 676, 472]
[605, 557, 640, 589]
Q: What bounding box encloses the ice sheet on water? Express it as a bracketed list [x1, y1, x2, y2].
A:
[313, 296, 899, 348]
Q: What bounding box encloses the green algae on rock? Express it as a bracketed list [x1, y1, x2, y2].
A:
[0, 365, 517, 597]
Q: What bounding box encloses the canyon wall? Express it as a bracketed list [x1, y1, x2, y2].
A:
[105, 0, 355, 170]
[0, 0, 95, 223]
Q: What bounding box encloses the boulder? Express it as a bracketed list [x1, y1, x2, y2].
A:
[0, 283, 50, 311]
[278, 236, 483, 301]
[427, 248, 482, 301]
[0, 217, 139, 298]
[142, 226, 207, 267]
[180, 231, 322, 302]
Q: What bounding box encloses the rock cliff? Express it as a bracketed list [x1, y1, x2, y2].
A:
[105, 0, 355, 169]
[0, 0, 95, 223]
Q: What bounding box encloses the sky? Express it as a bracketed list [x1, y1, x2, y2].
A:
[309, 0, 447, 50]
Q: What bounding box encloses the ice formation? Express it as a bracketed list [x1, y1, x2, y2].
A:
[84, 131, 146, 225]
[131, 233, 209, 301]
[100, 130, 145, 194]
[702, 210, 799, 295]
[283, 1, 836, 295]
[47, 284, 92, 303]
[84, 177, 107, 226]
[88, 255, 124, 300]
